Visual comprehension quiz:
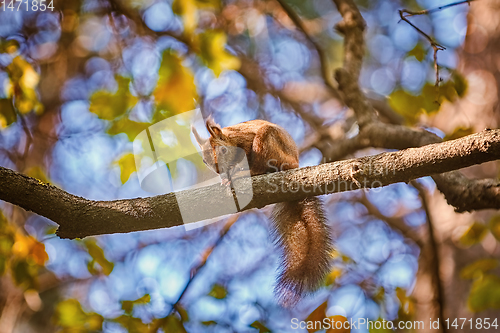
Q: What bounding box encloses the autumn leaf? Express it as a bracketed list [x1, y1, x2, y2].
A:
[121, 294, 151, 314]
[199, 30, 241, 76]
[208, 283, 227, 299]
[0, 98, 16, 128]
[115, 153, 137, 184]
[459, 222, 488, 247]
[306, 301, 328, 332]
[89, 76, 138, 120]
[153, 51, 197, 120]
[54, 299, 104, 331]
[172, 0, 198, 35]
[460, 259, 499, 280]
[5, 56, 43, 115]
[83, 239, 114, 275]
[107, 117, 150, 141]
[468, 274, 500, 312]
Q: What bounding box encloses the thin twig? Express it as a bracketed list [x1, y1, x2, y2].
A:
[275, 0, 341, 100]
[401, 0, 474, 17]
[169, 215, 239, 315]
[398, 10, 446, 96]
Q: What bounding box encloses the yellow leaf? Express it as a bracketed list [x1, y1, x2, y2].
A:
[325, 315, 350, 333]
[54, 299, 103, 330]
[122, 294, 151, 314]
[164, 315, 188, 333]
[89, 76, 138, 120]
[459, 222, 487, 247]
[199, 30, 241, 76]
[5, 56, 43, 115]
[0, 98, 16, 128]
[444, 127, 473, 141]
[115, 153, 137, 184]
[325, 268, 342, 286]
[172, 0, 198, 35]
[208, 283, 227, 299]
[468, 274, 500, 312]
[108, 117, 150, 141]
[153, 51, 197, 119]
[488, 215, 500, 242]
[306, 301, 328, 333]
[461, 259, 499, 280]
[250, 320, 271, 333]
[25, 166, 50, 184]
[83, 239, 114, 275]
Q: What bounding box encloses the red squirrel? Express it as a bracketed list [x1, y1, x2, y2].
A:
[193, 118, 332, 306]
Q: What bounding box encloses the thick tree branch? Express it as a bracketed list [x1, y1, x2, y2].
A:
[1, 130, 499, 239]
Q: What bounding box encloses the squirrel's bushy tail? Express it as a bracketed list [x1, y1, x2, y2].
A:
[271, 197, 332, 306]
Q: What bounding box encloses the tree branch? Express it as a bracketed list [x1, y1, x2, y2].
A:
[1, 129, 499, 239]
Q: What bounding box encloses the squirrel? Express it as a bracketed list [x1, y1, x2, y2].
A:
[193, 118, 332, 306]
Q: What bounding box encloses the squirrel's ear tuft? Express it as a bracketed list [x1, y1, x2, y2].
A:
[206, 117, 223, 139]
[192, 125, 206, 146]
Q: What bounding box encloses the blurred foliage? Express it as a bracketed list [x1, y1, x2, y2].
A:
[0, 210, 48, 290]
[54, 299, 104, 332]
[459, 222, 488, 247]
[89, 76, 138, 121]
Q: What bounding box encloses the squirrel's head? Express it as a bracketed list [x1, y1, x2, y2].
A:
[192, 118, 237, 175]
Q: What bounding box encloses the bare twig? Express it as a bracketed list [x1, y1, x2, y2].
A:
[170, 215, 239, 313]
[401, 0, 474, 17]
[398, 10, 446, 93]
[275, 0, 341, 99]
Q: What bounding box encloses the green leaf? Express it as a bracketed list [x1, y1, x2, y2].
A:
[468, 274, 500, 312]
[199, 30, 241, 76]
[208, 283, 227, 299]
[83, 239, 114, 275]
[459, 222, 488, 247]
[115, 153, 137, 184]
[461, 259, 499, 280]
[0, 98, 16, 128]
[89, 76, 138, 120]
[201, 321, 217, 326]
[407, 43, 426, 62]
[250, 320, 271, 333]
[488, 215, 500, 242]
